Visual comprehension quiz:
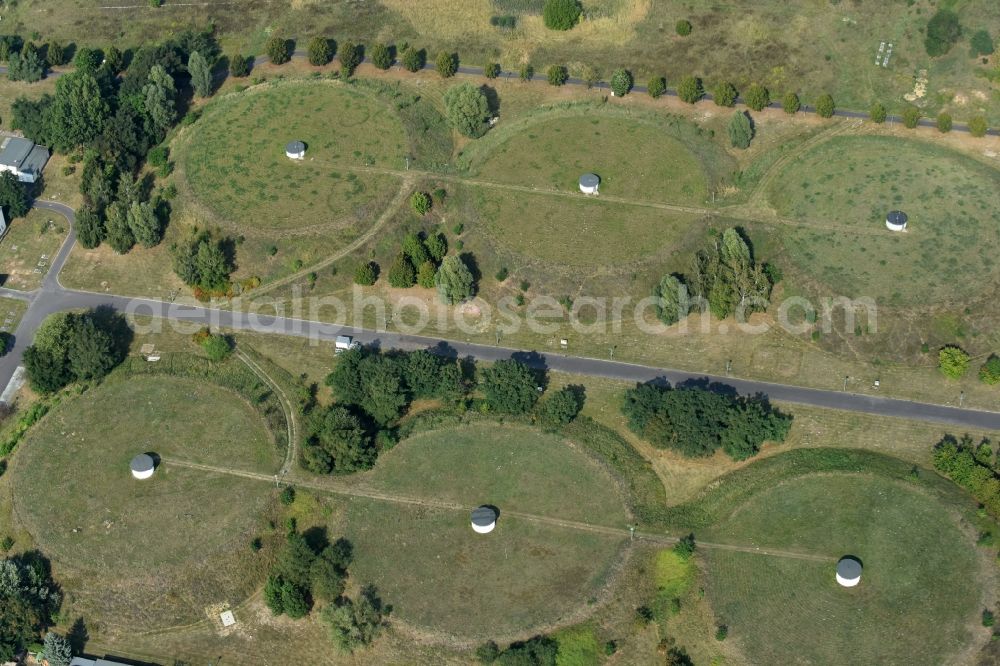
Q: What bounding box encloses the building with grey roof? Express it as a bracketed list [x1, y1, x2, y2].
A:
[0, 136, 50, 183]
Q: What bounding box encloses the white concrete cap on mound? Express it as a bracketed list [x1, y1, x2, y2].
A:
[285, 140, 306, 160]
[886, 210, 908, 232]
[579, 172, 600, 194]
[471, 505, 497, 534]
[130, 453, 155, 480]
[836, 556, 862, 587]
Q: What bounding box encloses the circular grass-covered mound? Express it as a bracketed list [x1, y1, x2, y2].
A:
[12, 375, 282, 627]
[471, 115, 713, 205]
[768, 135, 1000, 305]
[344, 423, 629, 639]
[702, 474, 981, 665]
[177, 81, 407, 232]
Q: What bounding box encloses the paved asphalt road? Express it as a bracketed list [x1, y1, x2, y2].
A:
[1, 201, 1000, 430]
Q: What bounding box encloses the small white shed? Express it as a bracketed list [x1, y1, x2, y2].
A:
[886, 210, 908, 232]
[285, 140, 306, 160]
[836, 556, 862, 587]
[579, 173, 600, 195]
[130, 453, 155, 480]
[471, 506, 497, 534]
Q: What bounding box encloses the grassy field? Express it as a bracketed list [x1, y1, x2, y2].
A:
[702, 474, 984, 665]
[8, 1, 1000, 122]
[178, 80, 407, 232]
[343, 423, 628, 639]
[10, 374, 281, 628]
[0, 209, 68, 291]
[768, 134, 1000, 306]
[459, 184, 705, 269]
[0, 297, 27, 335]
[358, 423, 628, 526]
[465, 113, 715, 204]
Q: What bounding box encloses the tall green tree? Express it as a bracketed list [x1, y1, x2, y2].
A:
[655, 274, 688, 326]
[188, 50, 213, 98]
[41, 632, 72, 666]
[322, 586, 385, 652]
[0, 173, 29, 219]
[265, 36, 290, 65]
[480, 359, 540, 413]
[727, 111, 753, 149]
[442, 83, 491, 138]
[104, 202, 135, 254]
[46, 72, 111, 152]
[75, 206, 105, 249]
[127, 200, 162, 248]
[435, 254, 476, 303]
[436, 51, 457, 78]
[712, 81, 738, 107]
[7, 50, 45, 82]
[543, 0, 582, 31]
[925, 9, 961, 56]
[142, 64, 177, 138]
[743, 83, 770, 111]
[370, 43, 392, 70]
[677, 76, 703, 104]
[339, 42, 362, 77]
[303, 405, 376, 474]
[307, 37, 332, 66]
[609, 68, 633, 96]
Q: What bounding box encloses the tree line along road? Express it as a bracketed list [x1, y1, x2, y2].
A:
[0, 200, 999, 430]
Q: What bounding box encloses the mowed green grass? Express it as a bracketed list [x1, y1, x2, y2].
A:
[362, 423, 628, 526]
[344, 424, 627, 637]
[702, 474, 981, 665]
[346, 501, 623, 639]
[179, 81, 405, 231]
[13, 376, 279, 573]
[463, 185, 704, 267]
[472, 115, 710, 205]
[769, 135, 1000, 305]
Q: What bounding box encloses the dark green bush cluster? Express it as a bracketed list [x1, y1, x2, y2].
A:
[622, 382, 792, 460]
[933, 434, 1000, 516]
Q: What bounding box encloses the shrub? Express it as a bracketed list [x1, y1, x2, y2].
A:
[387, 253, 416, 288]
[744, 83, 770, 111]
[519, 63, 534, 81]
[410, 191, 431, 215]
[495, 266, 509, 281]
[280, 486, 296, 505]
[484, 62, 500, 79]
[436, 50, 457, 78]
[937, 112, 953, 133]
[870, 101, 887, 123]
[677, 75, 703, 104]
[728, 111, 753, 149]
[443, 82, 491, 138]
[676, 19, 692, 36]
[969, 115, 989, 138]
[814, 93, 835, 118]
[971, 30, 995, 57]
[543, 0, 582, 31]
[712, 81, 738, 107]
[980, 355, 1000, 385]
[307, 36, 332, 66]
[647, 76, 666, 99]
[476, 641, 501, 663]
[925, 9, 961, 57]
[435, 254, 476, 304]
[715, 625, 728, 641]
[984, 609, 996, 628]
[354, 261, 379, 286]
[902, 106, 921, 129]
[782, 91, 800, 114]
[46, 41, 66, 67]
[229, 53, 251, 79]
[547, 64, 568, 86]
[939, 345, 970, 379]
[417, 261, 437, 288]
[674, 533, 696, 560]
[201, 333, 232, 361]
[265, 36, 290, 65]
[370, 42, 392, 69]
[610, 68, 633, 97]
[339, 41, 362, 77]
[542, 386, 584, 426]
[400, 47, 424, 72]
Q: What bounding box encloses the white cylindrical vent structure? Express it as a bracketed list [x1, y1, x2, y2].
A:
[285, 140, 306, 160]
[130, 453, 155, 480]
[886, 210, 908, 232]
[471, 506, 497, 534]
[579, 173, 600, 194]
[836, 556, 862, 587]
